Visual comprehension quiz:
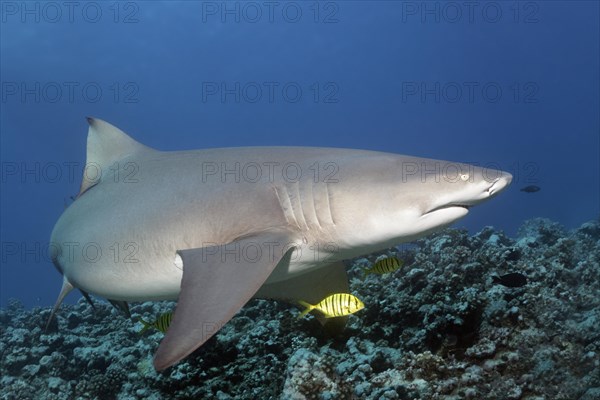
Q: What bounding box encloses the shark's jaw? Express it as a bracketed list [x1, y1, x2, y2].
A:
[338, 172, 513, 254]
[422, 174, 513, 218]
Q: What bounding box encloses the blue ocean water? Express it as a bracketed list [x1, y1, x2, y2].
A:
[0, 1, 598, 310]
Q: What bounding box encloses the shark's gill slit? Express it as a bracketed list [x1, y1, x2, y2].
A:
[324, 183, 336, 226]
[291, 182, 308, 230]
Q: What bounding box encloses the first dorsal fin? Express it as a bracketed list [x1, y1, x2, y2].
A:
[79, 117, 155, 196]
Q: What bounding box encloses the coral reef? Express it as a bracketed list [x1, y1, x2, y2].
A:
[1, 218, 599, 399]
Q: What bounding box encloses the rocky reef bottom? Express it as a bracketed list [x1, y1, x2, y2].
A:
[1, 218, 599, 400]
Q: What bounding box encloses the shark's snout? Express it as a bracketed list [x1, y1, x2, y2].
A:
[426, 169, 513, 214]
[487, 172, 513, 197]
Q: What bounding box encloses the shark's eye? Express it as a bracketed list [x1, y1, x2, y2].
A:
[460, 174, 470, 181]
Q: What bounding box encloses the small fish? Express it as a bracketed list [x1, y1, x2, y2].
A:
[297, 293, 364, 319]
[492, 272, 527, 288]
[520, 185, 540, 193]
[363, 257, 403, 278]
[138, 312, 173, 334]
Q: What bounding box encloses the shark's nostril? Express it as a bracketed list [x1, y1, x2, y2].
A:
[488, 175, 512, 196]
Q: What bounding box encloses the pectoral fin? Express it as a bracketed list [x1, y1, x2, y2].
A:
[153, 230, 298, 371]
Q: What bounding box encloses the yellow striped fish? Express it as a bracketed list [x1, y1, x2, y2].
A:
[297, 293, 364, 319]
[363, 257, 403, 278]
[138, 312, 173, 334]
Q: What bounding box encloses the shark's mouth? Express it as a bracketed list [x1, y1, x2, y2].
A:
[418, 204, 471, 228]
[424, 204, 470, 216]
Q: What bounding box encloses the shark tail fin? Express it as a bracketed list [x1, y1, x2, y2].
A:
[297, 300, 315, 319]
[45, 277, 74, 332]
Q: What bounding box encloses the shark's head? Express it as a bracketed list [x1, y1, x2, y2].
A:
[408, 160, 512, 224]
[330, 155, 512, 251]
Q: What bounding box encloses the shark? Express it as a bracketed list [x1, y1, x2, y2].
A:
[48, 118, 512, 370]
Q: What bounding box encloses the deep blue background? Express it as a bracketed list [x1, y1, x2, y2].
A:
[1, 1, 598, 308]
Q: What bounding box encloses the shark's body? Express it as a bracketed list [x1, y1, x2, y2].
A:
[49, 118, 512, 370]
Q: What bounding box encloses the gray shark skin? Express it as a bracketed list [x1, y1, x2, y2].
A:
[48, 118, 512, 370]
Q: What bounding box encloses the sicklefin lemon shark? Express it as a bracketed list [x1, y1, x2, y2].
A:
[48, 118, 512, 370]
